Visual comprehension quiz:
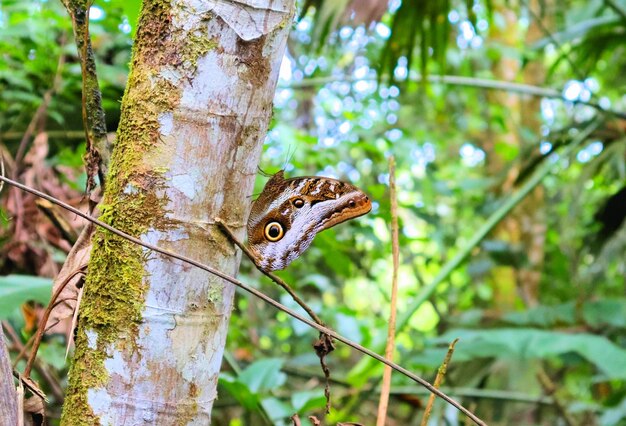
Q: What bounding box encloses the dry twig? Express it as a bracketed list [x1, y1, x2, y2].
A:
[420, 338, 459, 426]
[537, 368, 577, 426]
[376, 156, 400, 426]
[23, 267, 86, 379]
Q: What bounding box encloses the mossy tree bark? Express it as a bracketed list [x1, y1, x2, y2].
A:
[61, 0, 295, 424]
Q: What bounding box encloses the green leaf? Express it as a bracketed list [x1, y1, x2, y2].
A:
[0, 275, 52, 319]
[434, 328, 626, 379]
[291, 389, 326, 413]
[583, 299, 626, 328]
[532, 16, 619, 50]
[39, 339, 68, 370]
[503, 299, 626, 329]
[504, 303, 576, 327]
[346, 355, 384, 387]
[46, 109, 65, 126]
[219, 373, 259, 410]
[238, 358, 287, 393]
[261, 396, 294, 421]
[0, 70, 33, 90]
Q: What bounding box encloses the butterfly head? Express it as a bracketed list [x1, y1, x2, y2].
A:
[247, 170, 371, 271]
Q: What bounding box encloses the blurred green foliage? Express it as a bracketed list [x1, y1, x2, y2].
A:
[0, 275, 51, 319]
[1, 0, 626, 425]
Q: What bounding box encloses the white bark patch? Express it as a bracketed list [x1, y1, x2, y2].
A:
[143, 229, 189, 246]
[104, 350, 131, 378]
[171, 174, 197, 199]
[179, 51, 238, 115]
[123, 183, 139, 195]
[88, 388, 113, 420]
[160, 67, 183, 86]
[159, 112, 174, 136]
[85, 328, 98, 350]
[173, 0, 292, 41]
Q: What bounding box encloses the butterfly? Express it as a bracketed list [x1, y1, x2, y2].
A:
[247, 170, 372, 271]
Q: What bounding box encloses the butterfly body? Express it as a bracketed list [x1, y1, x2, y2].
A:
[247, 170, 372, 271]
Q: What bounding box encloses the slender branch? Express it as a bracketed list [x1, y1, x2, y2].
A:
[286, 74, 558, 97]
[2, 322, 55, 402]
[475, 384, 547, 400]
[11, 333, 35, 367]
[79, 1, 94, 167]
[217, 219, 332, 413]
[376, 156, 400, 426]
[9, 310, 74, 367]
[537, 368, 578, 426]
[285, 75, 626, 120]
[22, 267, 86, 378]
[280, 368, 558, 406]
[390, 386, 555, 404]
[216, 219, 336, 411]
[420, 338, 459, 426]
[60, 0, 109, 193]
[0, 174, 486, 426]
[2, 321, 21, 361]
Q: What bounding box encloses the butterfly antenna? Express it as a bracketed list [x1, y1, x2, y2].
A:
[257, 165, 272, 177]
[283, 144, 297, 170]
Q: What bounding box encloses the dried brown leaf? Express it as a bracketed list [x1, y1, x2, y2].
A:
[46, 222, 94, 333]
[23, 395, 45, 426]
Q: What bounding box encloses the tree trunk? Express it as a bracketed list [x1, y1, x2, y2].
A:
[0, 322, 18, 425]
[480, 1, 548, 422]
[516, 0, 548, 307]
[61, 0, 295, 424]
[484, 0, 547, 310]
[483, 3, 523, 312]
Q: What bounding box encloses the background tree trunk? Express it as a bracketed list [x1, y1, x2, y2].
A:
[479, 1, 549, 422]
[484, 0, 547, 310]
[0, 322, 18, 425]
[61, 0, 295, 424]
